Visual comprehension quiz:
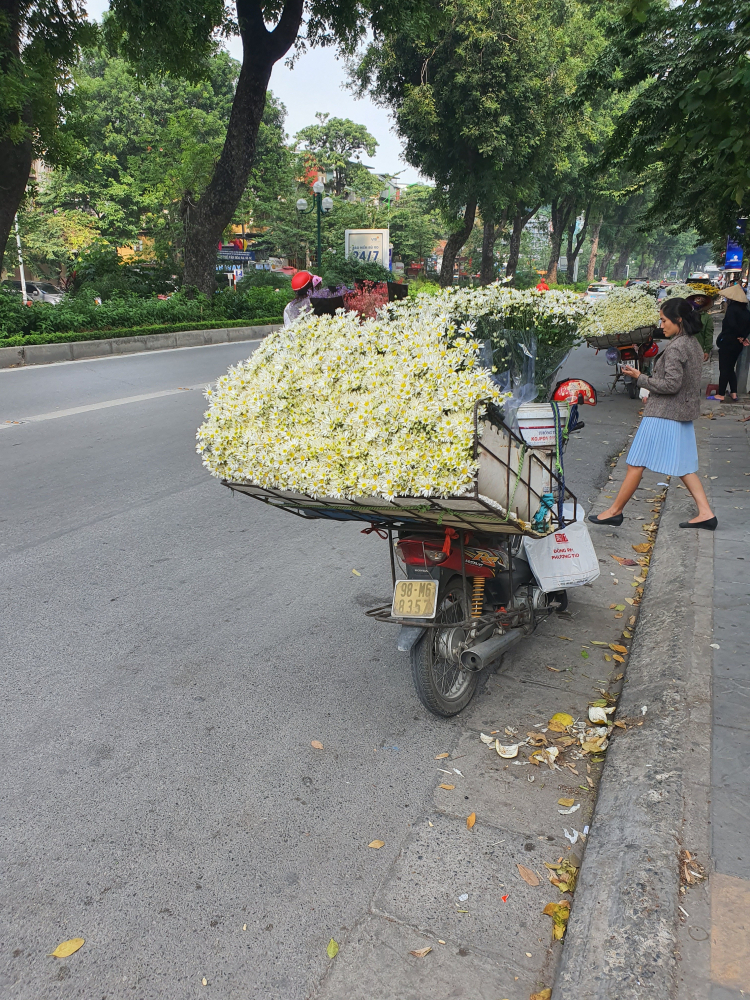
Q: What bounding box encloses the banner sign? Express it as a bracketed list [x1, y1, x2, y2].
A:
[217, 249, 256, 262]
[345, 229, 390, 267]
[726, 238, 743, 269]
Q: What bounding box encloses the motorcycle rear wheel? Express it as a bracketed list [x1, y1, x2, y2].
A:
[410, 576, 479, 717]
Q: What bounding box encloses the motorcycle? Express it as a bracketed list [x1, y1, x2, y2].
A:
[226, 378, 598, 718]
[605, 340, 659, 398]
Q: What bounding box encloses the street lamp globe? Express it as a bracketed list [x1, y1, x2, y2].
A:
[296, 198, 308, 212]
[321, 196, 333, 213]
[312, 180, 325, 195]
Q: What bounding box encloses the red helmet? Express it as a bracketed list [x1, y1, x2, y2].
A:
[291, 270, 313, 291]
[642, 341, 659, 358]
[552, 378, 597, 406]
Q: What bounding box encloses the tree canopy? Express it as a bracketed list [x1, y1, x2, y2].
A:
[295, 113, 378, 195]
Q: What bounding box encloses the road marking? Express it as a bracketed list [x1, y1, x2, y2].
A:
[0, 386, 206, 428]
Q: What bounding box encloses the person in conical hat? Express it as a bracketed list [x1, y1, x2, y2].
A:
[715, 284, 750, 401]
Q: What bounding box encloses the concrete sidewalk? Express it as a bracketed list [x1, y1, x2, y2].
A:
[554, 370, 750, 998]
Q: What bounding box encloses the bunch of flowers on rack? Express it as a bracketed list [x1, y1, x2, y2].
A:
[578, 286, 659, 340]
[197, 309, 506, 500]
[386, 283, 586, 395]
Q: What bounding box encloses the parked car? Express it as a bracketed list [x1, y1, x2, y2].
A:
[688, 271, 710, 282]
[2, 279, 65, 304]
[585, 282, 614, 302]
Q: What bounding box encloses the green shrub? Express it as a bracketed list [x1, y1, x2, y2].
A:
[0, 285, 291, 339]
[320, 254, 393, 288]
[237, 271, 292, 290]
[0, 317, 281, 349]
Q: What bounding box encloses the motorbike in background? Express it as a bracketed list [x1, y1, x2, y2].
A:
[605, 340, 659, 398]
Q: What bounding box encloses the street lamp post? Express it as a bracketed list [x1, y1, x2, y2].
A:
[296, 180, 334, 268]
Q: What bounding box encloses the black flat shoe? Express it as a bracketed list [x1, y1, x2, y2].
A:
[679, 516, 717, 530]
[588, 512, 624, 526]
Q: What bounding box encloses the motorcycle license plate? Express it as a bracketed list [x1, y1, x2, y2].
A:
[392, 579, 438, 619]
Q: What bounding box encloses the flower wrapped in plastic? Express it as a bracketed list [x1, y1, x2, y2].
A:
[197, 308, 506, 500]
[578, 286, 659, 340]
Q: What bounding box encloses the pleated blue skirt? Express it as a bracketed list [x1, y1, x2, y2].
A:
[626, 417, 698, 476]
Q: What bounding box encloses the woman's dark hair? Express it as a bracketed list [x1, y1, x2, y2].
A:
[660, 296, 701, 336]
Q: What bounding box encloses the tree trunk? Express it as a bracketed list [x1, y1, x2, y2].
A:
[439, 197, 477, 287]
[567, 201, 591, 283]
[480, 220, 496, 285]
[599, 251, 614, 280]
[612, 248, 630, 281]
[182, 0, 303, 294]
[586, 214, 603, 282]
[0, 0, 33, 265]
[479, 207, 508, 285]
[546, 195, 574, 284]
[505, 204, 540, 279]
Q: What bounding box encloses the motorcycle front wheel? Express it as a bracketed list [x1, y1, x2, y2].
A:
[410, 576, 479, 717]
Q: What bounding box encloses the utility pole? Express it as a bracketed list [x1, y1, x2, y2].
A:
[14, 215, 28, 304]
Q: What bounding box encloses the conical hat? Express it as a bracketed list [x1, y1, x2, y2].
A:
[721, 284, 748, 303]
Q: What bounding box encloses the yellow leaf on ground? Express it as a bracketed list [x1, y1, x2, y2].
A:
[590, 641, 609, 646]
[557, 635, 572, 641]
[466, 812, 476, 829]
[604, 654, 612, 661]
[613, 654, 625, 664]
[609, 643, 627, 653]
[311, 740, 324, 749]
[368, 840, 385, 849]
[625, 598, 635, 605]
[549, 712, 574, 728]
[439, 783, 455, 790]
[543, 900, 571, 940]
[409, 946, 432, 958]
[632, 543, 652, 553]
[558, 798, 575, 807]
[517, 863, 540, 886]
[50, 938, 85, 959]
[435, 753, 450, 759]
[614, 721, 627, 729]
[327, 939, 339, 959]
[531, 990, 553, 1000]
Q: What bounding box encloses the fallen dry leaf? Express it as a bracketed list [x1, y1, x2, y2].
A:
[557, 635, 572, 641]
[543, 900, 571, 940]
[203, 978, 208, 986]
[558, 798, 575, 807]
[614, 614, 623, 620]
[409, 946, 432, 958]
[517, 863, 540, 886]
[590, 641, 609, 647]
[604, 653, 612, 661]
[351, 568, 361, 576]
[311, 740, 324, 750]
[625, 598, 635, 606]
[614, 672, 624, 680]
[368, 840, 385, 849]
[628, 615, 637, 625]
[613, 654, 625, 664]
[609, 644, 627, 653]
[435, 753, 450, 759]
[609, 603, 617, 609]
[632, 543, 652, 553]
[613, 721, 627, 729]
[466, 812, 476, 829]
[50, 938, 85, 959]
[546, 665, 562, 672]
[327, 938, 339, 959]
[531, 990, 552, 1000]
[439, 783, 455, 790]
[611, 555, 637, 566]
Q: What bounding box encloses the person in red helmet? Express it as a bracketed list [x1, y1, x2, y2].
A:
[536, 277, 549, 291]
[284, 270, 322, 326]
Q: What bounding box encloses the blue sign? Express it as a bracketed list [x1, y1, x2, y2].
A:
[726, 239, 743, 269]
[217, 249, 256, 262]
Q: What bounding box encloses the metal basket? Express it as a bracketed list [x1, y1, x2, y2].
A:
[223, 403, 578, 538]
[585, 324, 657, 349]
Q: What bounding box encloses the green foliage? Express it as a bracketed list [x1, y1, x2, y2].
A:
[319, 254, 393, 288]
[599, 0, 750, 254]
[0, 285, 290, 339]
[0, 318, 281, 350]
[295, 114, 378, 195]
[236, 271, 291, 290]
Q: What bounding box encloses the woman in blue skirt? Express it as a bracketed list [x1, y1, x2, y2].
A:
[589, 297, 717, 530]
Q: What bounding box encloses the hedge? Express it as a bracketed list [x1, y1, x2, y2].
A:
[0, 317, 282, 350]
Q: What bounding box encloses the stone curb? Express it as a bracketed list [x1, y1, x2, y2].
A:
[0, 324, 281, 369]
[552, 458, 712, 996]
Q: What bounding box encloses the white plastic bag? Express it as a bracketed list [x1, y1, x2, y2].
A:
[523, 521, 600, 592]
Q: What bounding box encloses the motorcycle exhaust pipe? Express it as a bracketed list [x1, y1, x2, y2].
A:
[460, 629, 524, 672]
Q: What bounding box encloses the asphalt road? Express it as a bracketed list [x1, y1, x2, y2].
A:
[0, 339, 646, 999]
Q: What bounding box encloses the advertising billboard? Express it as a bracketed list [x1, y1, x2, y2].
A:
[726, 238, 744, 269]
[345, 229, 390, 268]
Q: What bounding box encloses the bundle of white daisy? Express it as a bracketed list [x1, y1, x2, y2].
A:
[197, 307, 506, 500]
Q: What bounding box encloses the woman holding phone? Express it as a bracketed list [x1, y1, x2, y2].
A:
[588, 297, 716, 531]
